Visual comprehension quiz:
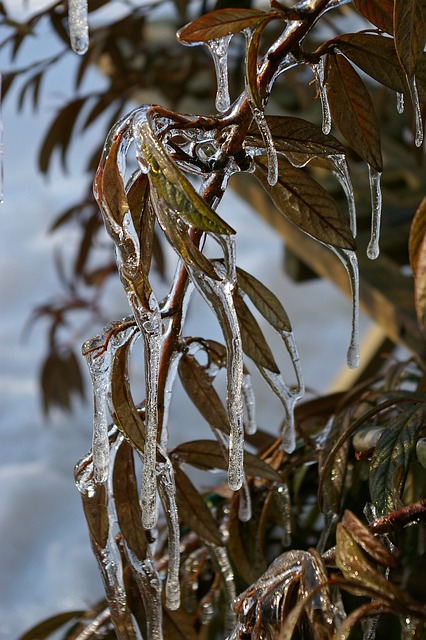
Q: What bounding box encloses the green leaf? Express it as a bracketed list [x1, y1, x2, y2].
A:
[353, 0, 394, 34]
[113, 438, 148, 559]
[394, 0, 425, 76]
[325, 53, 383, 172]
[177, 8, 268, 43]
[172, 439, 282, 481]
[139, 121, 235, 235]
[172, 462, 223, 545]
[18, 611, 86, 640]
[233, 291, 280, 372]
[236, 266, 292, 332]
[369, 404, 426, 516]
[255, 156, 355, 250]
[178, 353, 231, 433]
[409, 196, 426, 328]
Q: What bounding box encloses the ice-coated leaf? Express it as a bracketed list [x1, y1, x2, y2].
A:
[233, 292, 279, 372]
[80, 483, 109, 549]
[126, 171, 154, 303]
[369, 404, 426, 516]
[246, 114, 345, 160]
[178, 353, 230, 433]
[137, 121, 235, 235]
[113, 438, 148, 559]
[255, 156, 355, 250]
[110, 337, 146, 454]
[172, 439, 282, 481]
[172, 462, 222, 545]
[245, 21, 266, 109]
[94, 133, 128, 231]
[18, 611, 86, 640]
[341, 510, 398, 568]
[318, 412, 351, 520]
[236, 266, 291, 333]
[177, 8, 268, 44]
[353, 0, 394, 34]
[325, 53, 383, 172]
[394, 0, 425, 77]
[409, 196, 426, 328]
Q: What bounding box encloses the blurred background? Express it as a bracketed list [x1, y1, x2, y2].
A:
[0, 1, 375, 637]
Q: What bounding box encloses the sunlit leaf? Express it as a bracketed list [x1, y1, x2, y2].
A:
[237, 266, 292, 332]
[113, 438, 148, 559]
[18, 611, 86, 640]
[245, 20, 266, 109]
[369, 404, 426, 515]
[172, 439, 282, 481]
[233, 291, 280, 372]
[94, 134, 128, 231]
[409, 196, 426, 328]
[255, 156, 355, 250]
[172, 462, 223, 545]
[178, 353, 230, 433]
[177, 8, 268, 44]
[394, 0, 425, 76]
[325, 53, 383, 172]
[353, 0, 394, 34]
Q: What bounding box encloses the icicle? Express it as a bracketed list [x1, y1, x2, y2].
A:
[256, 367, 297, 453]
[250, 106, 278, 186]
[328, 154, 357, 237]
[157, 459, 181, 611]
[366, 166, 382, 260]
[82, 335, 112, 484]
[274, 483, 292, 547]
[68, 0, 89, 55]
[205, 35, 232, 113]
[396, 92, 405, 115]
[329, 247, 360, 369]
[208, 545, 237, 634]
[406, 75, 423, 147]
[313, 57, 332, 135]
[241, 372, 257, 435]
[0, 72, 3, 204]
[238, 479, 252, 522]
[126, 547, 163, 639]
[352, 427, 385, 452]
[282, 330, 305, 400]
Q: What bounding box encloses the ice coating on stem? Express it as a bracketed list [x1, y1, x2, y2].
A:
[205, 35, 232, 113]
[406, 75, 424, 147]
[274, 483, 292, 546]
[282, 330, 305, 400]
[396, 92, 405, 115]
[242, 372, 257, 435]
[259, 368, 297, 452]
[329, 154, 356, 237]
[68, 0, 89, 55]
[157, 459, 181, 610]
[313, 57, 331, 135]
[330, 247, 360, 369]
[366, 166, 382, 260]
[251, 106, 278, 186]
[238, 478, 252, 522]
[126, 547, 163, 639]
[208, 545, 237, 633]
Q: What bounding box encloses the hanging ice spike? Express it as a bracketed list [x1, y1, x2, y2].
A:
[205, 35, 232, 113]
[68, 0, 89, 55]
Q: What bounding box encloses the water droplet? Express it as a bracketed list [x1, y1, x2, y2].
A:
[366, 166, 382, 260]
[68, 0, 89, 55]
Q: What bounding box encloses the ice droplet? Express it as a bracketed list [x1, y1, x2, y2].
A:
[313, 57, 332, 135]
[329, 154, 356, 237]
[396, 92, 405, 114]
[205, 35, 232, 113]
[157, 459, 181, 610]
[406, 75, 424, 147]
[241, 372, 257, 435]
[251, 106, 278, 186]
[330, 248, 360, 369]
[68, 0, 89, 55]
[366, 166, 382, 260]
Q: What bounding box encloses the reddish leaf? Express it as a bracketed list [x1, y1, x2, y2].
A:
[178, 353, 230, 433]
[409, 196, 426, 328]
[325, 53, 383, 172]
[255, 156, 355, 249]
[177, 8, 268, 44]
[172, 462, 223, 545]
[341, 510, 398, 569]
[394, 0, 425, 76]
[94, 134, 128, 231]
[245, 20, 266, 109]
[353, 0, 394, 34]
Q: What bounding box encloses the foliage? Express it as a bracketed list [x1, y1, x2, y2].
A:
[2, 0, 426, 639]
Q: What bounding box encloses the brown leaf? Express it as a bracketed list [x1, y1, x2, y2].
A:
[325, 53, 383, 172]
[353, 0, 394, 34]
[81, 483, 109, 549]
[245, 20, 265, 109]
[127, 172, 154, 305]
[233, 291, 280, 372]
[172, 462, 223, 545]
[178, 353, 230, 433]
[394, 0, 426, 76]
[236, 266, 292, 332]
[18, 611, 86, 640]
[409, 196, 426, 328]
[177, 8, 268, 44]
[113, 438, 148, 559]
[341, 510, 398, 568]
[172, 439, 282, 481]
[38, 98, 87, 173]
[94, 134, 128, 232]
[255, 156, 355, 250]
[162, 599, 198, 640]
